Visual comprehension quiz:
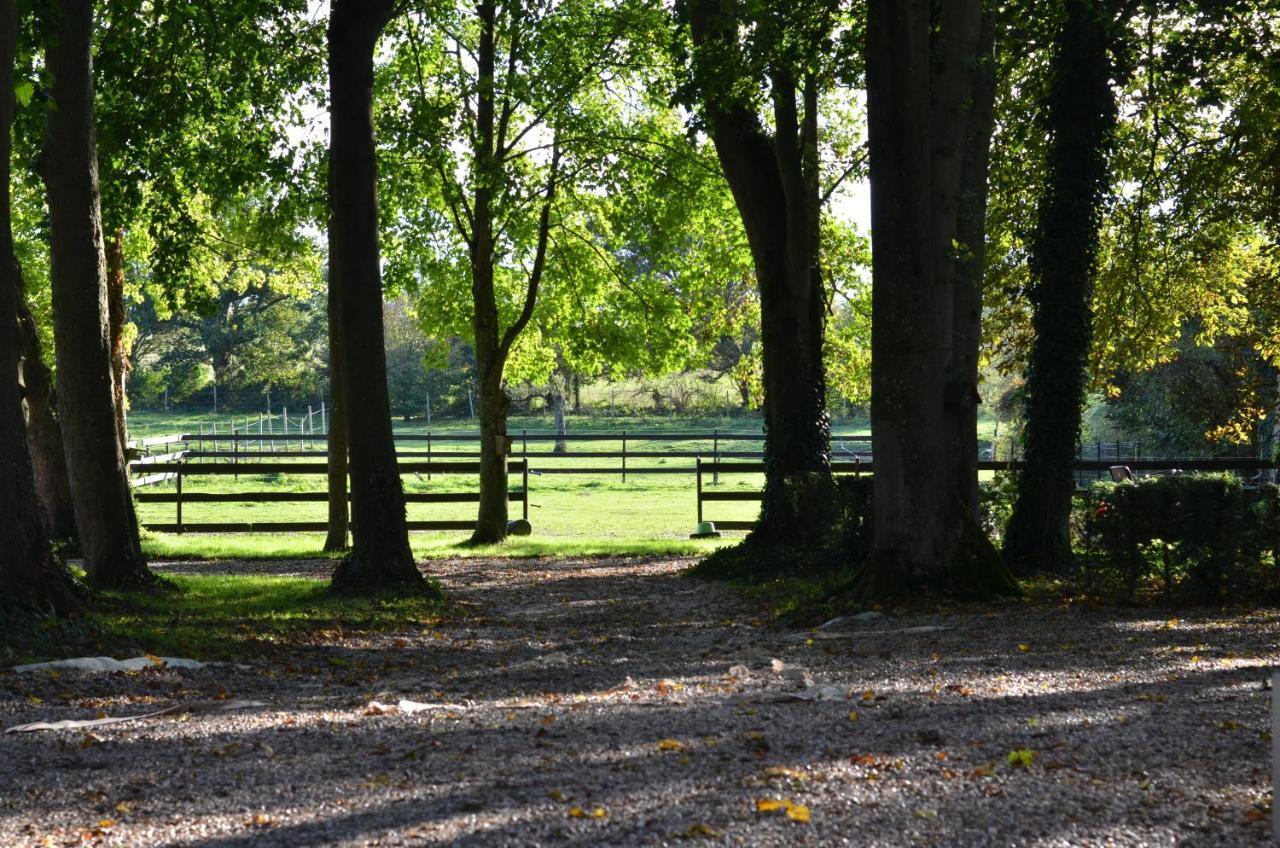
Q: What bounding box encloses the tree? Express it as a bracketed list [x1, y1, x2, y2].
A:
[381, 0, 727, 542]
[43, 0, 151, 588]
[328, 0, 427, 591]
[680, 0, 834, 545]
[0, 0, 80, 615]
[856, 0, 1017, 598]
[1002, 0, 1119, 575]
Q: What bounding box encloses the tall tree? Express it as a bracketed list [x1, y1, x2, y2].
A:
[680, 0, 834, 545]
[0, 0, 79, 615]
[43, 0, 151, 588]
[857, 0, 1017, 597]
[1002, 0, 1118, 575]
[381, 0, 716, 543]
[328, 0, 426, 590]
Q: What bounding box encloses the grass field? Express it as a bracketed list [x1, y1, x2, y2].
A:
[127, 410, 1003, 559]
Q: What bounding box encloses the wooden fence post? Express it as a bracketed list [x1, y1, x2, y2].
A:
[426, 432, 432, 481]
[175, 463, 184, 533]
[622, 431, 627, 483]
[696, 456, 703, 525]
[713, 428, 720, 485]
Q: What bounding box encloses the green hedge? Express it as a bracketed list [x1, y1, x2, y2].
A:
[1081, 474, 1280, 602]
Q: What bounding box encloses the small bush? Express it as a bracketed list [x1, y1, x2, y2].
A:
[1080, 474, 1280, 602]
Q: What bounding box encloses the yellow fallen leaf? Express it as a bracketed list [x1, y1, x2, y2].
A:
[589, 808, 607, 819]
[847, 710, 859, 722]
[681, 823, 722, 838]
[756, 799, 789, 813]
[658, 738, 683, 751]
[1018, 643, 1030, 653]
[547, 789, 564, 801]
[97, 819, 116, 829]
[861, 690, 875, 702]
[114, 801, 132, 814]
[785, 804, 811, 823]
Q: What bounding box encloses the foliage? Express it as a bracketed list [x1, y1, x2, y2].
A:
[1081, 475, 1280, 602]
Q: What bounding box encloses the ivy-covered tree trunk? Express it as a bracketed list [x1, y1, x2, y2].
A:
[1002, 0, 1117, 576]
[859, 0, 1017, 599]
[686, 2, 831, 547]
[0, 0, 81, 615]
[327, 0, 424, 591]
[44, 0, 151, 589]
[17, 284, 78, 548]
[324, 249, 349, 552]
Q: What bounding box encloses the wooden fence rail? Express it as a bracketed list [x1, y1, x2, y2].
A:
[130, 459, 528, 534]
[694, 457, 1280, 532]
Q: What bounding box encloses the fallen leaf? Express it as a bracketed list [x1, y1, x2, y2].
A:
[680, 823, 722, 838]
[1018, 643, 1031, 653]
[1006, 749, 1034, 768]
[847, 710, 859, 722]
[658, 738, 683, 752]
[786, 804, 811, 823]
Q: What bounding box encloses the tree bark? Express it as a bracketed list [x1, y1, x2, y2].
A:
[0, 0, 81, 615]
[17, 277, 78, 548]
[859, 0, 1017, 599]
[44, 0, 151, 589]
[1002, 0, 1117, 576]
[105, 227, 129, 457]
[324, 249, 349, 552]
[327, 0, 424, 591]
[686, 3, 831, 547]
[947, 11, 998, 523]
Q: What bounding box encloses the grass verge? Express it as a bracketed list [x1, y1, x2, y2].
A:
[4, 572, 448, 667]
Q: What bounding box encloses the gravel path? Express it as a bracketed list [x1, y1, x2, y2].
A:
[2, 555, 1278, 846]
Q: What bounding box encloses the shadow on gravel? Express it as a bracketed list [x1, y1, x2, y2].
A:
[2, 556, 1277, 846]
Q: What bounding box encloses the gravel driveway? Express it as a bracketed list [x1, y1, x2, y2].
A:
[2, 555, 1277, 846]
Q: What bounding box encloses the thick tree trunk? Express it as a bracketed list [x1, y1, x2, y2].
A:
[17, 284, 78, 547]
[947, 11, 997, 523]
[324, 249, 349, 552]
[859, 0, 1017, 599]
[0, 0, 81, 616]
[327, 0, 424, 592]
[1002, 0, 1116, 576]
[687, 2, 830, 548]
[44, 0, 151, 589]
[105, 228, 129, 457]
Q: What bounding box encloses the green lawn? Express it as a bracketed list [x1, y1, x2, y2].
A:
[127, 411, 1003, 558]
[7, 572, 451, 665]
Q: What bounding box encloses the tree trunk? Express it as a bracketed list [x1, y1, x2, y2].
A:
[105, 227, 129, 457]
[551, 357, 569, 454]
[44, 0, 151, 589]
[686, 2, 831, 548]
[327, 0, 424, 592]
[571, 373, 581, 414]
[947, 11, 997, 523]
[1002, 0, 1117, 576]
[472, 362, 511, 544]
[324, 246, 349, 552]
[859, 0, 1017, 599]
[0, 0, 81, 616]
[17, 279, 78, 547]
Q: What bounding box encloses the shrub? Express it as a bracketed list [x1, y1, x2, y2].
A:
[1081, 474, 1280, 602]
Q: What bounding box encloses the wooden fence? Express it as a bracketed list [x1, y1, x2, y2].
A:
[693, 457, 1280, 532]
[132, 459, 528, 534]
